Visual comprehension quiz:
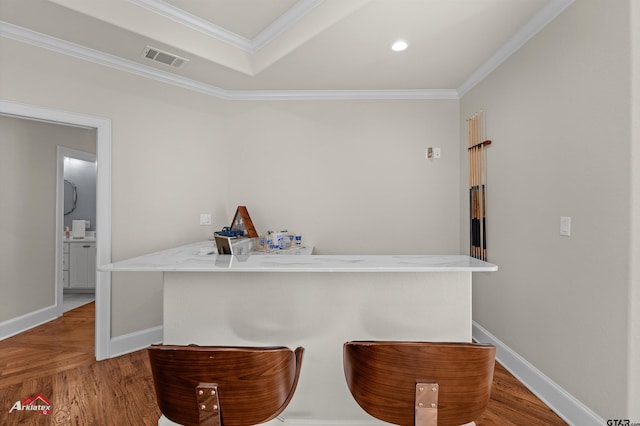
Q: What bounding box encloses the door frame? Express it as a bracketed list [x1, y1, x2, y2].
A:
[0, 99, 112, 360]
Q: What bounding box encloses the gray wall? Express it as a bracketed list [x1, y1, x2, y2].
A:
[630, 0, 640, 417]
[0, 115, 95, 321]
[460, 0, 636, 418]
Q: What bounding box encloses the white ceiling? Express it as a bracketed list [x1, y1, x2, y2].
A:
[163, 0, 302, 39]
[0, 0, 574, 99]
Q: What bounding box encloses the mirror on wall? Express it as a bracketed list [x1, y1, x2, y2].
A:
[64, 179, 77, 215]
[63, 156, 96, 232]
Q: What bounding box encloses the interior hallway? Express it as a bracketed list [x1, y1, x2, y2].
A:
[62, 292, 95, 313]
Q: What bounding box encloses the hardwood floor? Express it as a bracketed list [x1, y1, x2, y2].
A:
[0, 302, 567, 425]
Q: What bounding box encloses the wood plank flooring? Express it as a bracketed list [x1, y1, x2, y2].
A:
[0, 303, 567, 425]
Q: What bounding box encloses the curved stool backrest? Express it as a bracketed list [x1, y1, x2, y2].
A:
[344, 341, 495, 426]
[148, 345, 304, 426]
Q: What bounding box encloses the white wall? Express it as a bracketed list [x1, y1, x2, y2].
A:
[4, 2, 637, 420]
[224, 100, 460, 254]
[461, 0, 635, 419]
[0, 37, 233, 336]
[0, 37, 461, 337]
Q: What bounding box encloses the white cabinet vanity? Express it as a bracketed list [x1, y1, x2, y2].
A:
[63, 238, 96, 290]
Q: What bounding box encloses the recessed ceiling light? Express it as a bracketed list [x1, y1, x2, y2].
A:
[391, 40, 409, 52]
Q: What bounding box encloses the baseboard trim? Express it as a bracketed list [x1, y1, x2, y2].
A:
[472, 321, 604, 426]
[108, 325, 163, 358]
[0, 305, 58, 341]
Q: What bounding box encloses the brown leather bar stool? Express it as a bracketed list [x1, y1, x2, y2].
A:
[343, 341, 495, 426]
[148, 345, 304, 426]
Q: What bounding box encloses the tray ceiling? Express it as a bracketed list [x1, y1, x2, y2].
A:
[0, 0, 574, 99]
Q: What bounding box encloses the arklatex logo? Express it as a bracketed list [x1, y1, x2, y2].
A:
[8, 394, 51, 415]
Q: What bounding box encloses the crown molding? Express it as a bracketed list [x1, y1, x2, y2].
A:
[0, 21, 232, 98]
[1, 0, 574, 102]
[230, 89, 458, 101]
[128, 0, 254, 51]
[0, 21, 456, 101]
[128, 0, 324, 54]
[457, 0, 575, 97]
[251, 0, 324, 53]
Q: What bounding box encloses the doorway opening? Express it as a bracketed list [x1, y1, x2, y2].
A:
[57, 147, 97, 314]
[1, 99, 112, 360]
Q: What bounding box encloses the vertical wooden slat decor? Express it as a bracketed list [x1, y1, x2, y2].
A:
[467, 111, 491, 261]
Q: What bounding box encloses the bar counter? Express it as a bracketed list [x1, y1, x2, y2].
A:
[100, 240, 497, 273]
[101, 240, 497, 425]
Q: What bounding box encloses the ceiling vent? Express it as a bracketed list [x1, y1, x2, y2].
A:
[142, 46, 189, 68]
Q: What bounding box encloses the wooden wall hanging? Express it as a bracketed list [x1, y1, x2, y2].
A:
[231, 206, 259, 238]
[467, 111, 491, 261]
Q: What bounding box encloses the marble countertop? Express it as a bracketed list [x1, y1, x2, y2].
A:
[99, 240, 498, 273]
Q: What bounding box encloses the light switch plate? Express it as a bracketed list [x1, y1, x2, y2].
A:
[199, 213, 212, 226]
[560, 216, 571, 236]
[425, 147, 441, 159]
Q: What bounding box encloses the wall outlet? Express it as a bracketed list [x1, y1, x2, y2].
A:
[433, 147, 441, 159]
[199, 213, 212, 226]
